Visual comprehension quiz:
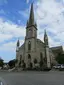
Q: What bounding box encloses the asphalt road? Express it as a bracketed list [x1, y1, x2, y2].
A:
[0, 71, 64, 85]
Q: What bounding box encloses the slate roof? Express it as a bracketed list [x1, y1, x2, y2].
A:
[19, 39, 44, 50]
[19, 43, 25, 50]
[37, 39, 44, 45]
[50, 46, 63, 54]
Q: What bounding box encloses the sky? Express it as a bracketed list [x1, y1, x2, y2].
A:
[0, 0, 64, 62]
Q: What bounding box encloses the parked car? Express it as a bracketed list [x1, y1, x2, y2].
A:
[53, 64, 61, 69]
[0, 67, 2, 69]
[59, 64, 64, 71]
[60, 64, 64, 68]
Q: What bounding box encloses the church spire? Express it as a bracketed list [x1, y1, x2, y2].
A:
[44, 30, 48, 46]
[28, 3, 35, 26]
[44, 30, 47, 38]
[16, 39, 20, 52]
[17, 39, 20, 47]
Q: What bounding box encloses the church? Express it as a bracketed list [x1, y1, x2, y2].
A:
[16, 3, 63, 69]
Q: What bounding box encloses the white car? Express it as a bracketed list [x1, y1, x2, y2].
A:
[53, 65, 61, 69]
[0, 67, 2, 70]
[60, 65, 64, 69]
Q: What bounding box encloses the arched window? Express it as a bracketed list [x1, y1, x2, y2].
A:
[28, 41, 31, 50]
[28, 54, 31, 59]
[34, 58, 37, 64]
[19, 55, 22, 67]
[40, 53, 43, 67]
[40, 53, 43, 60]
[20, 55, 22, 61]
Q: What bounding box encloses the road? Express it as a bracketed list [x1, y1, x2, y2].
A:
[0, 71, 64, 85]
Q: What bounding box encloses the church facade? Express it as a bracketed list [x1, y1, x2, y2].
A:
[16, 3, 63, 69]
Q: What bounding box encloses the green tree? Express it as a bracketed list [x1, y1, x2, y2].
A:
[8, 59, 16, 68]
[56, 53, 64, 64]
[0, 58, 4, 67]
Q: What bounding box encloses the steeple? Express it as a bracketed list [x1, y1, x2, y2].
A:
[28, 3, 35, 26]
[26, 3, 37, 39]
[44, 30, 47, 38]
[26, 20, 29, 26]
[17, 39, 20, 47]
[44, 30, 48, 46]
[16, 39, 20, 52]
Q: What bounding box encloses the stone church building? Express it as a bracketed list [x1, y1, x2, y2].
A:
[16, 3, 63, 69]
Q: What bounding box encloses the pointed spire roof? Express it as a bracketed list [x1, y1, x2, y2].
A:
[44, 29, 49, 45]
[44, 29, 48, 41]
[28, 3, 35, 26]
[44, 29, 47, 37]
[17, 39, 20, 47]
[26, 20, 29, 26]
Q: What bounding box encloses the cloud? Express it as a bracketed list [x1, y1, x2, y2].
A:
[0, 18, 25, 43]
[0, 17, 25, 61]
[26, 0, 29, 4]
[18, 8, 30, 19]
[0, 39, 24, 62]
[0, 34, 12, 42]
[0, 41, 16, 51]
[0, 39, 24, 52]
[34, 0, 64, 47]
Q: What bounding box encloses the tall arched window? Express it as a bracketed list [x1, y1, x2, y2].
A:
[20, 55, 22, 61]
[40, 53, 43, 67]
[28, 54, 31, 59]
[28, 41, 31, 50]
[19, 55, 22, 67]
[40, 53, 43, 60]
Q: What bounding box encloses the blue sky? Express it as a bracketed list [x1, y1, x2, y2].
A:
[0, 0, 33, 25]
[0, 0, 64, 62]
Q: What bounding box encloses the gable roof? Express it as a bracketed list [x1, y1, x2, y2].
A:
[50, 46, 63, 53]
[37, 39, 44, 47]
[19, 43, 25, 50]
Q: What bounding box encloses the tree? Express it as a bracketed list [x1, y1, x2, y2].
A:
[15, 59, 18, 63]
[0, 58, 4, 67]
[8, 59, 16, 68]
[56, 53, 64, 64]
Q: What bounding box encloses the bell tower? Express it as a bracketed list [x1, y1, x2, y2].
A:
[25, 3, 37, 39]
[25, 3, 37, 53]
[24, 3, 37, 68]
